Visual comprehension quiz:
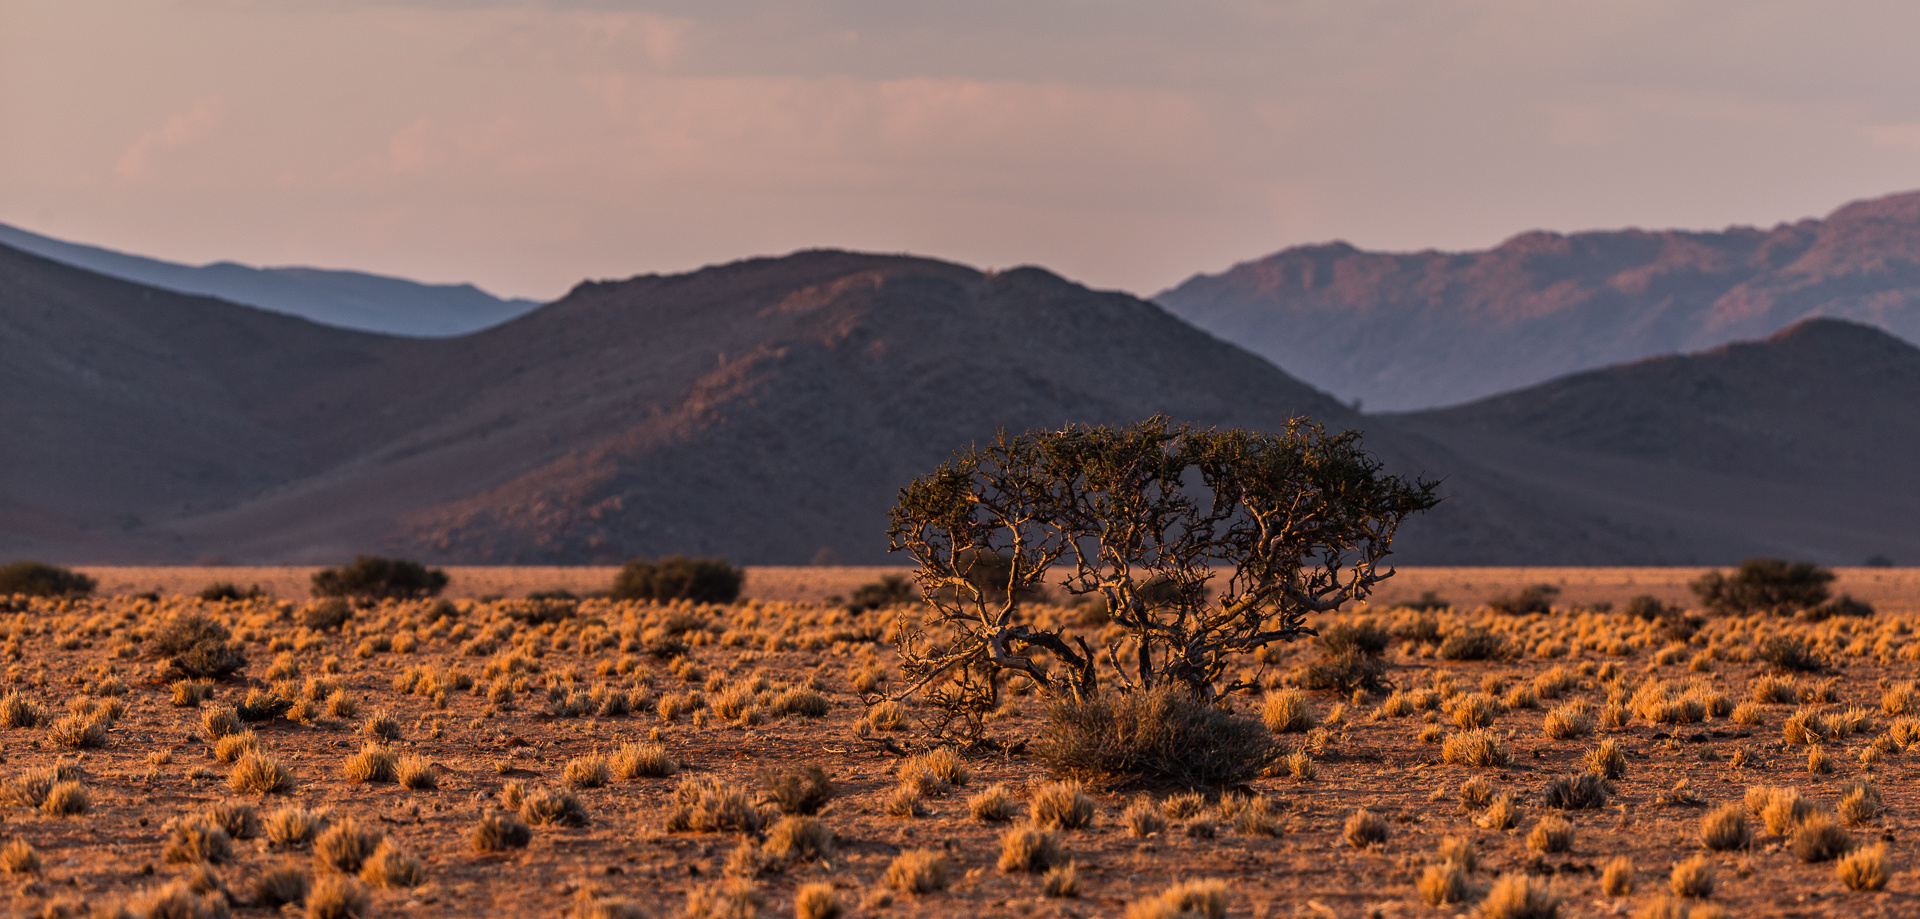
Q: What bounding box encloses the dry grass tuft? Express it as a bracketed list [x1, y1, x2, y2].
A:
[1584, 739, 1626, 780]
[229, 750, 292, 795]
[1542, 700, 1592, 739]
[0, 839, 41, 875]
[1030, 780, 1096, 830]
[251, 863, 309, 908]
[200, 801, 259, 840]
[213, 731, 258, 764]
[1343, 808, 1389, 849]
[1418, 861, 1471, 906]
[1043, 861, 1082, 898]
[1527, 815, 1573, 853]
[1477, 794, 1520, 830]
[564, 754, 611, 789]
[1123, 798, 1167, 837]
[1838, 781, 1882, 825]
[314, 816, 384, 873]
[131, 879, 228, 919]
[358, 839, 424, 888]
[521, 784, 591, 827]
[1789, 810, 1852, 863]
[1699, 803, 1749, 851]
[307, 874, 371, 919]
[1442, 729, 1508, 767]
[265, 806, 324, 847]
[471, 810, 533, 852]
[163, 817, 233, 865]
[967, 783, 1018, 823]
[201, 705, 240, 740]
[1125, 879, 1228, 919]
[1758, 787, 1815, 836]
[610, 742, 676, 779]
[396, 754, 438, 790]
[46, 714, 107, 749]
[1837, 843, 1890, 891]
[342, 744, 397, 783]
[667, 775, 761, 833]
[41, 780, 89, 816]
[898, 747, 971, 795]
[1600, 856, 1633, 897]
[1669, 854, 1715, 898]
[764, 814, 834, 864]
[883, 849, 950, 894]
[1541, 772, 1609, 810]
[762, 763, 836, 815]
[1262, 689, 1314, 733]
[795, 882, 841, 919]
[0, 692, 45, 729]
[998, 825, 1062, 873]
[1478, 873, 1560, 919]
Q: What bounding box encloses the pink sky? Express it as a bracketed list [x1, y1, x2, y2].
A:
[6, 1, 1920, 301]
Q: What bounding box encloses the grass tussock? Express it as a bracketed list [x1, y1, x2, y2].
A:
[1036, 687, 1273, 786]
[1029, 780, 1096, 830]
[1478, 873, 1560, 919]
[1124, 879, 1227, 919]
[883, 849, 950, 894]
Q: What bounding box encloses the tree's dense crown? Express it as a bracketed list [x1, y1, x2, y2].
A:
[610, 556, 745, 605]
[0, 561, 96, 598]
[1691, 558, 1835, 615]
[311, 556, 449, 600]
[887, 416, 1438, 735]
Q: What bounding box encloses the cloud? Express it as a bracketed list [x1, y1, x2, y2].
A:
[114, 96, 227, 181]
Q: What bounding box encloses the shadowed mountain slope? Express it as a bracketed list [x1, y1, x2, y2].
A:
[1156, 190, 1920, 410]
[1392, 318, 1920, 565]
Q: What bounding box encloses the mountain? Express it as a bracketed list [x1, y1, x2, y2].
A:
[1391, 318, 1920, 565]
[0, 222, 542, 337]
[7, 238, 1911, 567]
[1155, 190, 1920, 411]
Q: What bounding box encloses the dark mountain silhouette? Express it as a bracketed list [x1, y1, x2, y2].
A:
[5, 239, 1912, 567]
[1156, 190, 1920, 410]
[1392, 318, 1920, 565]
[0, 221, 541, 337]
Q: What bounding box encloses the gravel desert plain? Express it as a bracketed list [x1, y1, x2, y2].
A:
[1, 565, 1917, 919]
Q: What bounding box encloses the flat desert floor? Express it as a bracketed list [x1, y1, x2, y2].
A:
[2, 568, 1916, 918]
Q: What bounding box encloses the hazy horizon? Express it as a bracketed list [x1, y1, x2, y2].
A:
[8, 2, 1920, 301]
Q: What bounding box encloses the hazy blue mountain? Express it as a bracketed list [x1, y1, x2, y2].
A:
[1156, 190, 1920, 411]
[0, 222, 542, 337]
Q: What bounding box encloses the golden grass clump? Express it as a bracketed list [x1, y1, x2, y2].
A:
[1122, 798, 1167, 837]
[1783, 708, 1828, 744]
[1459, 775, 1496, 810]
[358, 839, 424, 888]
[1789, 810, 1853, 863]
[1699, 803, 1750, 851]
[1584, 738, 1626, 780]
[1030, 780, 1095, 830]
[1527, 815, 1573, 853]
[1450, 692, 1497, 730]
[306, 874, 372, 919]
[521, 784, 591, 827]
[202, 705, 240, 739]
[1478, 873, 1560, 919]
[0, 839, 41, 875]
[265, 806, 324, 848]
[200, 801, 260, 840]
[250, 863, 309, 908]
[1418, 861, 1471, 906]
[610, 742, 677, 779]
[764, 815, 834, 864]
[1342, 808, 1388, 849]
[229, 750, 292, 795]
[213, 731, 259, 764]
[795, 882, 842, 919]
[684, 878, 760, 919]
[666, 775, 762, 833]
[1758, 787, 1815, 836]
[0, 692, 45, 729]
[1043, 861, 1082, 898]
[1837, 843, 1890, 891]
[396, 754, 438, 790]
[897, 746, 971, 795]
[997, 825, 1062, 873]
[564, 753, 611, 789]
[1443, 729, 1509, 768]
[40, 780, 89, 817]
[1476, 794, 1520, 830]
[163, 817, 234, 865]
[883, 785, 925, 818]
[471, 810, 534, 852]
[1124, 879, 1228, 919]
[172, 680, 215, 708]
[1669, 854, 1715, 898]
[131, 879, 228, 919]
[968, 783, 1018, 823]
[1839, 781, 1882, 825]
[1542, 700, 1593, 739]
[343, 744, 397, 783]
[47, 714, 108, 749]
[883, 849, 950, 894]
[314, 816, 384, 873]
[360, 710, 402, 742]
[1601, 856, 1633, 897]
[1261, 689, 1315, 733]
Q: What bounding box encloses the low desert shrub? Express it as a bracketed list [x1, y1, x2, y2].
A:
[314, 817, 384, 873]
[795, 883, 841, 919]
[1125, 879, 1228, 919]
[1035, 686, 1273, 786]
[1029, 781, 1095, 830]
[564, 754, 611, 789]
[1669, 854, 1715, 898]
[968, 784, 1018, 823]
[1541, 772, 1609, 810]
[307, 875, 371, 919]
[611, 556, 744, 604]
[163, 818, 233, 864]
[1343, 808, 1388, 848]
[1478, 873, 1560, 919]
[1837, 843, 1889, 891]
[1122, 798, 1167, 837]
[1527, 815, 1573, 854]
[359, 840, 424, 888]
[666, 775, 762, 833]
[471, 811, 533, 852]
[611, 742, 677, 779]
[1439, 627, 1507, 661]
[0, 839, 41, 875]
[1790, 811, 1852, 862]
[1584, 739, 1626, 780]
[897, 747, 970, 795]
[0, 561, 94, 597]
[521, 785, 590, 827]
[229, 751, 292, 795]
[1601, 856, 1633, 897]
[762, 764, 836, 814]
[251, 863, 309, 907]
[1418, 861, 1471, 906]
[764, 815, 834, 863]
[1442, 729, 1508, 768]
[311, 555, 448, 600]
[1691, 557, 1833, 614]
[265, 806, 324, 847]
[997, 826, 1062, 873]
[1490, 583, 1559, 615]
[883, 849, 949, 894]
[343, 745, 397, 783]
[151, 613, 247, 681]
[396, 754, 437, 790]
[1700, 803, 1750, 850]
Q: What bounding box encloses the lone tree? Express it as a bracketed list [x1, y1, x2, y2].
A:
[1691, 558, 1834, 615]
[312, 556, 449, 600]
[887, 416, 1438, 731]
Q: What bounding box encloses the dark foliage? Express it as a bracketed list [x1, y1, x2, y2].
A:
[1034, 686, 1275, 787]
[1489, 584, 1560, 615]
[1438, 627, 1507, 661]
[1540, 772, 1611, 809]
[311, 556, 449, 600]
[1320, 620, 1390, 657]
[1757, 635, 1828, 673]
[1297, 649, 1388, 694]
[1802, 595, 1875, 621]
[610, 556, 745, 604]
[760, 764, 837, 815]
[846, 575, 917, 611]
[0, 561, 95, 598]
[302, 598, 353, 631]
[1690, 558, 1834, 615]
[1624, 594, 1673, 620]
[150, 612, 247, 680]
[198, 582, 264, 602]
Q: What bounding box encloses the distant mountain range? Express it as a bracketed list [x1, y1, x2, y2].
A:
[5, 232, 1916, 567]
[0, 222, 542, 337]
[1157, 190, 1920, 410]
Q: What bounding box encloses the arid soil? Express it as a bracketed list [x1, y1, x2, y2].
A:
[3, 571, 1919, 918]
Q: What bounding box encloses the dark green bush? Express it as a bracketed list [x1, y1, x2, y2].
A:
[149, 612, 247, 680]
[1034, 686, 1274, 787]
[1489, 584, 1560, 615]
[846, 575, 916, 611]
[610, 556, 744, 604]
[198, 582, 265, 602]
[311, 556, 449, 600]
[1691, 558, 1834, 615]
[0, 561, 95, 598]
